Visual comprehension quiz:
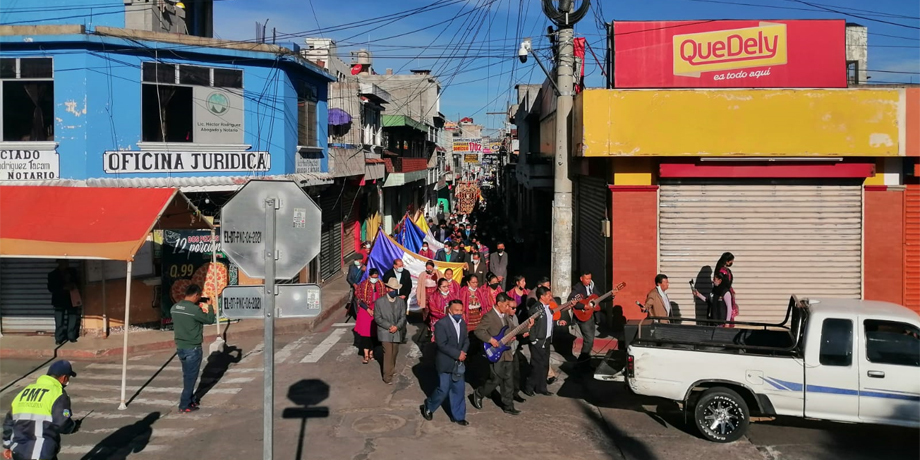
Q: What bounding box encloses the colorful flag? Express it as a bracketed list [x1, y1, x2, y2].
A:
[396, 216, 426, 253]
[364, 230, 465, 312]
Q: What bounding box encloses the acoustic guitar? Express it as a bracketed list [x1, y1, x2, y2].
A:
[571, 282, 626, 323]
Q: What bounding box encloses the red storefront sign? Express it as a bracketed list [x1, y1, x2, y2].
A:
[613, 20, 847, 88]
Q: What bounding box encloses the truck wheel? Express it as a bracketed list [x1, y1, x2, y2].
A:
[693, 387, 750, 443]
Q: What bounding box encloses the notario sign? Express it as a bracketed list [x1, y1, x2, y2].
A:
[104, 151, 270, 173]
[613, 20, 846, 88]
[0, 149, 61, 181]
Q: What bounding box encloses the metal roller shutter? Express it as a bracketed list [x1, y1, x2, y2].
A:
[906, 184, 920, 312]
[577, 176, 609, 294]
[319, 190, 343, 282]
[0, 259, 59, 333]
[659, 183, 862, 324]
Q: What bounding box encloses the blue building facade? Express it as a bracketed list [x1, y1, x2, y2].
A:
[0, 26, 333, 185]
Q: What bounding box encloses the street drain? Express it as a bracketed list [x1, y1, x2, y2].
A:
[351, 414, 407, 434]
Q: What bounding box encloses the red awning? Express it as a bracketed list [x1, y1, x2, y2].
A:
[0, 186, 212, 261]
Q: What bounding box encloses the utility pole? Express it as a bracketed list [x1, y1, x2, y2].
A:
[543, 0, 589, 299]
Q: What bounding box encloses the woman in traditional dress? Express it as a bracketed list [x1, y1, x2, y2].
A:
[353, 268, 385, 364]
[485, 273, 503, 306]
[508, 275, 529, 308]
[459, 274, 492, 333]
[443, 268, 461, 296]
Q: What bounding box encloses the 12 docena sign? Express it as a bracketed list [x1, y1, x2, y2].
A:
[613, 20, 846, 88]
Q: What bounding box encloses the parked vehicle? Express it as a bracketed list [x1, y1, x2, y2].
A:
[598, 296, 920, 442]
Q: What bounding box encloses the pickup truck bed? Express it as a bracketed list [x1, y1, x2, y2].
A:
[641, 323, 796, 352]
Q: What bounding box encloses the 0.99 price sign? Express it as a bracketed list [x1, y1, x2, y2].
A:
[161, 230, 228, 322]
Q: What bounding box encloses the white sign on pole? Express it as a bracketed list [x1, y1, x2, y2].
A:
[221, 284, 322, 319]
[221, 180, 321, 279]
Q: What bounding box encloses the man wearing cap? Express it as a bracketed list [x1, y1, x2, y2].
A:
[375, 278, 407, 385]
[3, 360, 78, 460]
[170, 284, 216, 413]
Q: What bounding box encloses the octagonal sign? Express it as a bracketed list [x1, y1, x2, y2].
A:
[221, 180, 321, 279]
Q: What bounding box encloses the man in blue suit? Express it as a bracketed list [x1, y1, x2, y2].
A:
[420, 299, 470, 426]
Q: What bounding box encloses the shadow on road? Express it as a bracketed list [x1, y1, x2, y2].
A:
[127, 353, 176, 406]
[0, 343, 64, 395]
[281, 379, 330, 460]
[195, 345, 242, 401]
[80, 411, 160, 460]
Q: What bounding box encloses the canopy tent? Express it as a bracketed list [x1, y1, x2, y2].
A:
[0, 186, 213, 410]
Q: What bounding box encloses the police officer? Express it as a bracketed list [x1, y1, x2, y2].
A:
[2, 361, 78, 460]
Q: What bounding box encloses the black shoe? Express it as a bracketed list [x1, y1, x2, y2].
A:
[470, 392, 484, 410]
[503, 407, 521, 416]
[513, 394, 526, 403]
[454, 420, 470, 426]
[538, 390, 554, 396]
[55, 340, 65, 346]
[419, 405, 433, 421]
[69, 338, 78, 343]
[546, 377, 557, 385]
[522, 389, 535, 397]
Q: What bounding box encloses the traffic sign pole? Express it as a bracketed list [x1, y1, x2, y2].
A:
[263, 197, 277, 460]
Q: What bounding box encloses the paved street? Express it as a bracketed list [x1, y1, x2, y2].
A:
[2, 319, 917, 460]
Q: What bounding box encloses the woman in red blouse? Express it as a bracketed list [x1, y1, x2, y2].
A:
[459, 274, 492, 332]
[353, 268, 386, 364]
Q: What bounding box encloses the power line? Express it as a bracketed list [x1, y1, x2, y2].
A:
[785, 0, 920, 29]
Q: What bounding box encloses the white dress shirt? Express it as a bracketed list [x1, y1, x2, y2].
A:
[542, 303, 553, 339]
[657, 286, 672, 316]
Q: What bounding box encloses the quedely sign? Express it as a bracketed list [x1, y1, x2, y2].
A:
[104, 151, 270, 173]
[613, 20, 846, 88]
[0, 149, 60, 181]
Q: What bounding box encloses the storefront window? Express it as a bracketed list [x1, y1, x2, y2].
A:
[141, 62, 243, 143]
[0, 57, 54, 142]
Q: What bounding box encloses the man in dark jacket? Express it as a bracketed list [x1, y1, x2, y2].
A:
[435, 241, 461, 263]
[47, 260, 81, 345]
[382, 259, 412, 299]
[420, 300, 470, 426]
[3, 360, 78, 460]
[170, 284, 216, 413]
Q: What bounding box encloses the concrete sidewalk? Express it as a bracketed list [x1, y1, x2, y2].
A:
[0, 278, 352, 360]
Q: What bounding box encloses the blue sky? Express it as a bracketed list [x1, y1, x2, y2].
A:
[214, 0, 920, 131]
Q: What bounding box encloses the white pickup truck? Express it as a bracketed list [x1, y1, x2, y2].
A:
[619, 296, 920, 442]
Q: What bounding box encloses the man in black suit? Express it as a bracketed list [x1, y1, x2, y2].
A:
[523, 287, 566, 397]
[421, 299, 470, 426]
[47, 259, 81, 345]
[383, 259, 412, 299]
[568, 271, 602, 367]
[471, 293, 532, 415]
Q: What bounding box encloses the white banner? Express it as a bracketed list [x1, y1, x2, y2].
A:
[104, 151, 270, 173]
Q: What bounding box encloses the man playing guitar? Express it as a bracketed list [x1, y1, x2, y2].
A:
[567, 271, 603, 368]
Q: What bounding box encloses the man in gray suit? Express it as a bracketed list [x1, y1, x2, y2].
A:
[420, 299, 470, 426]
[487, 242, 509, 290]
[471, 293, 533, 415]
[376, 278, 407, 385]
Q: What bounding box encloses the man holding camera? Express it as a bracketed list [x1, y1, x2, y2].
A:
[170, 284, 216, 413]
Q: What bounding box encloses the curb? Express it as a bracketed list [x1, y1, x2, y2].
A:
[0, 290, 351, 361]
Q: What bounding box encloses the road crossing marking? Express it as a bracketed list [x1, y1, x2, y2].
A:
[86, 364, 180, 372]
[60, 444, 169, 455]
[275, 335, 311, 363]
[337, 345, 358, 362]
[75, 374, 253, 384]
[75, 385, 241, 395]
[78, 396, 178, 407]
[332, 323, 353, 327]
[300, 328, 346, 363]
[80, 427, 188, 436]
[84, 411, 213, 421]
[407, 342, 422, 359]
